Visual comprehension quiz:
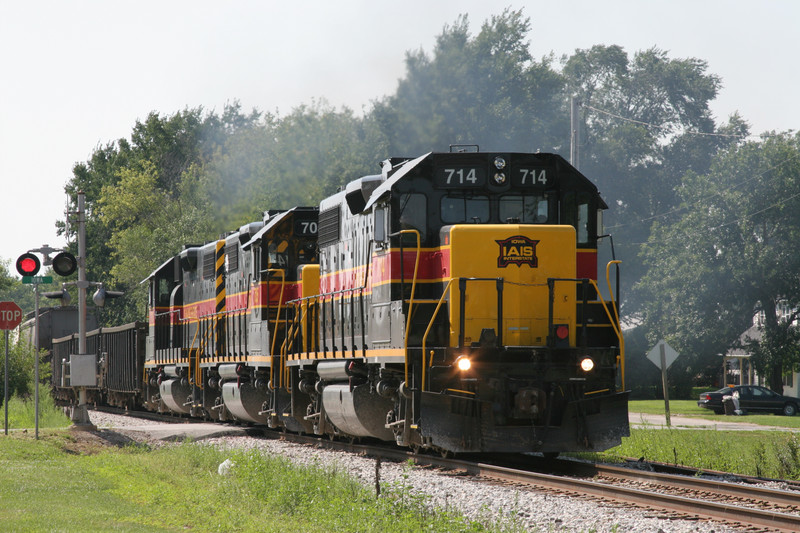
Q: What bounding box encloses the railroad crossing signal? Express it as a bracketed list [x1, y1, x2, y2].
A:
[0, 301, 24, 330]
[16, 250, 76, 279]
[51, 252, 77, 276]
[15, 253, 40, 277]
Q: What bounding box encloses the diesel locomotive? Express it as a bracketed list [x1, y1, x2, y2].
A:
[52, 148, 629, 455]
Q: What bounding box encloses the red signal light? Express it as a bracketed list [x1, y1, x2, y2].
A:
[16, 253, 40, 277]
[556, 325, 569, 340]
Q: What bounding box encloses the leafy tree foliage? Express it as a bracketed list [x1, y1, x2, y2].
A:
[638, 133, 800, 392]
[0, 332, 49, 404]
[372, 8, 565, 155]
[62, 104, 259, 324]
[97, 161, 214, 316]
[562, 45, 743, 316]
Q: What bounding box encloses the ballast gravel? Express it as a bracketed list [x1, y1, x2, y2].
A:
[89, 411, 739, 532]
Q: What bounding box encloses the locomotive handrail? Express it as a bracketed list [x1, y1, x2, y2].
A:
[589, 260, 625, 389]
[279, 314, 300, 390]
[458, 277, 504, 349]
[152, 308, 180, 318]
[187, 312, 219, 390]
[265, 268, 286, 359]
[389, 229, 421, 387]
[421, 278, 455, 391]
[546, 277, 591, 349]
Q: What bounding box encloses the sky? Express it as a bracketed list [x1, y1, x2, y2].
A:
[1, 0, 798, 270]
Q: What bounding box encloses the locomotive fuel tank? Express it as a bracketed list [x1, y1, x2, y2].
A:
[317, 361, 394, 440]
[159, 379, 192, 414]
[219, 363, 269, 424]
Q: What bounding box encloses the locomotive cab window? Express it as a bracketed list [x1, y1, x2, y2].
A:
[441, 194, 489, 224]
[499, 194, 550, 223]
[297, 240, 317, 264]
[268, 240, 289, 267]
[562, 191, 596, 244]
[395, 193, 426, 244]
[156, 278, 171, 307]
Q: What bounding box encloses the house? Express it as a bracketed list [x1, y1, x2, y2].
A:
[723, 303, 798, 397]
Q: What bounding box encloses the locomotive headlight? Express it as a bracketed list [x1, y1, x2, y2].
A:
[493, 156, 506, 170]
[493, 172, 507, 184]
[580, 357, 595, 372]
[456, 355, 472, 372]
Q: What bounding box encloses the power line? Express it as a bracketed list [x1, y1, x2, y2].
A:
[610, 150, 800, 246]
[578, 103, 799, 246]
[581, 103, 752, 139]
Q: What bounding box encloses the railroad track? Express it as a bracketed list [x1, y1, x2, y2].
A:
[94, 407, 800, 532]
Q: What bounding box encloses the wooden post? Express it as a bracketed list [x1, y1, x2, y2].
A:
[660, 342, 671, 427]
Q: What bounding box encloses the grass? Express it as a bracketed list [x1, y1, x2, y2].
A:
[0, 433, 522, 533]
[1, 393, 71, 431]
[602, 428, 800, 479]
[629, 399, 800, 429]
[5, 395, 800, 530]
[586, 399, 800, 479]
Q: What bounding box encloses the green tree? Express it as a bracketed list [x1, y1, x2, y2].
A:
[562, 45, 742, 316]
[638, 133, 800, 392]
[372, 8, 564, 155]
[62, 104, 259, 323]
[96, 161, 214, 318]
[0, 334, 44, 403]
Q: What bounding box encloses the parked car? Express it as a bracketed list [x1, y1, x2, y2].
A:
[697, 385, 800, 416]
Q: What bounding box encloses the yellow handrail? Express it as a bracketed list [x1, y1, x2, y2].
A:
[398, 229, 421, 387]
[279, 303, 305, 390]
[588, 260, 625, 390]
[191, 313, 221, 390]
[421, 278, 454, 392]
[264, 268, 286, 389]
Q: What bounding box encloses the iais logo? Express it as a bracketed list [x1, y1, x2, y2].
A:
[495, 235, 539, 268]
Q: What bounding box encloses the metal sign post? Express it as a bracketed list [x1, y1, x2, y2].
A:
[647, 340, 679, 427]
[4, 330, 8, 435]
[0, 301, 24, 436]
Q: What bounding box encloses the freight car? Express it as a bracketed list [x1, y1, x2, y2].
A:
[53, 148, 629, 456]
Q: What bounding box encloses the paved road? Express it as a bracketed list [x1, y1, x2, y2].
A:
[630, 411, 797, 431]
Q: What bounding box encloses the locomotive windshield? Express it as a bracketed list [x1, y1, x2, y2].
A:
[440, 194, 490, 223]
[499, 194, 550, 223]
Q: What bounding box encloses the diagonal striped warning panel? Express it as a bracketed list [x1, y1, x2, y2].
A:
[215, 240, 226, 356]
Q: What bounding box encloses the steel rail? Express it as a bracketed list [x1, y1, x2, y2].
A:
[594, 462, 800, 509]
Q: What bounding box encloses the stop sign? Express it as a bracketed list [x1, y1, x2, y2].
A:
[0, 301, 24, 330]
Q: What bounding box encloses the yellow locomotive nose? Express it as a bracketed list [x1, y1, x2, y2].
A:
[446, 224, 577, 348]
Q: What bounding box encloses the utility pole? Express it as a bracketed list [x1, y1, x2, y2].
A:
[570, 96, 580, 170]
[70, 191, 96, 430]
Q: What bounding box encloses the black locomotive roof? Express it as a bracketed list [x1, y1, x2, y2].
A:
[142, 255, 177, 284]
[242, 210, 291, 250]
[363, 152, 431, 212]
[361, 151, 606, 213]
